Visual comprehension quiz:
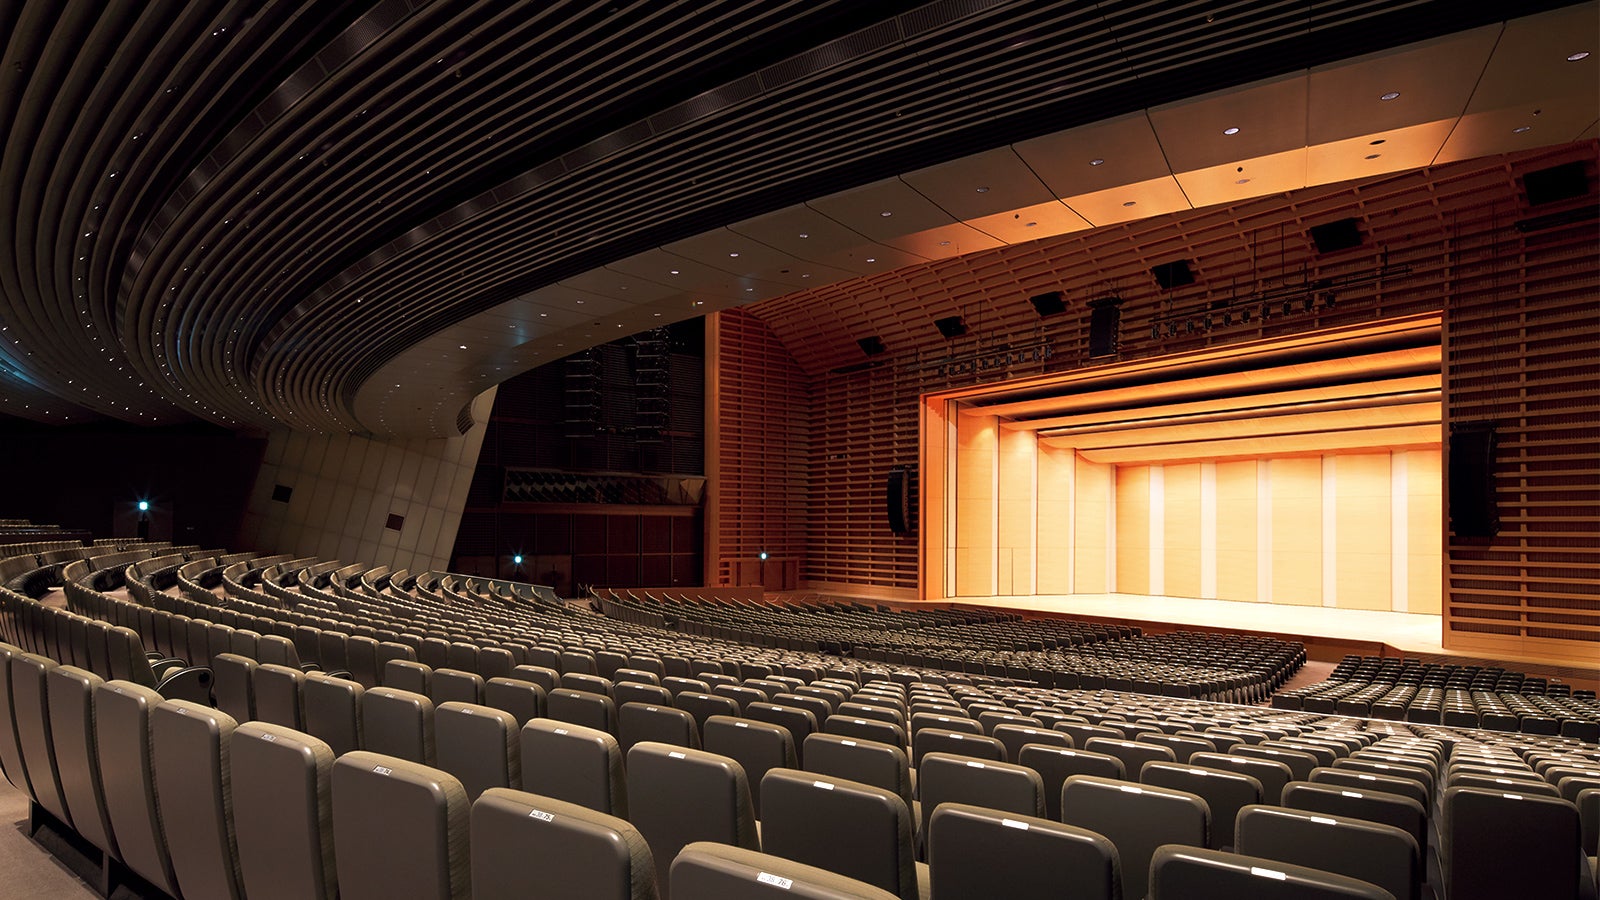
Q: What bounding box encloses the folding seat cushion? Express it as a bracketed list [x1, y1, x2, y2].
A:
[672, 842, 900, 900]
[916, 752, 1046, 843]
[1444, 786, 1582, 900]
[332, 751, 471, 900]
[702, 716, 797, 818]
[1141, 761, 1263, 850]
[1189, 751, 1293, 804]
[928, 803, 1119, 900]
[619, 701, 700, 754]
[520, 718, 628, 817]
[1147, 845, 1397, 899]
[362, 686, 436, 764]
[45, 666, 118, 861]
[484, 677, 546, 727]
[1060, 774, 1209, 900]
[433, 669, 487, 706]
[616, 681, 675, 709]
[760, 768, 921, 900]
[1237, 804, 1420, 900]
[212, 652, 258, 724]
[511, 664, 560, 694]
[232, 722, 338, 900]
[627, 742, 759, 898]
[152, 699, 245, 900]
[12, 652, 72, 829]
[548, 686, 618, 734]
[803, 732, 915, 816]
[435, 702, 521, 801]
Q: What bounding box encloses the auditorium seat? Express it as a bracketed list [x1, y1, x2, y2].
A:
[304, 670, 365, 756]
[991, 722, 1071, 762]
[435, 701, 520, 801]
[703, 715, 797, 818]
[619, 701, 700, 754]
[826, 714, 907, 750]
[760, 768, 923, 900]
[913, 726, 1004, 767]
[1017, 744, 1126, 821]
[627, 742, 760, 899]
[802, 732, 916, 822]
[94, 679, 182, 897]
[927, 803, 1120, 900]
[232, 722, 338, 900]
[1309, 767, 1432, 813]
[151, 699, 245, 900]
[520, 718, 628, 817]
[212, 652, 258, 724]
[1235, 745, 1319, 782]
[432, 668, 487, 706]
[472, 787, 657, 899]
[44, 665, 119, 893]
[384, 659, 432, 695]
[1236, 803, 1420, 900]
[1147, 845, 1397, 899]
[362, 686, 437, 764]
[1059, 774, 1209, 900]
[1188, 751, 1292, 805]
[1141, 761, 1263, 850]
[511, 664, 559, 694]
[670, 842, 898, 900]
[1443, 786, 1581, 900]
[676, 691, 741, 734]
[1084, 736, 1177, 776]
[332, 751, 471, 900]
[548, 686, 618, 734]
[744, 701, 819, 762]
[915, 752, 1045, 849]
[12, 652, 72, 830]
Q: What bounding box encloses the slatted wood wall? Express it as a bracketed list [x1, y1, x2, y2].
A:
[717, 142, 1597, 659]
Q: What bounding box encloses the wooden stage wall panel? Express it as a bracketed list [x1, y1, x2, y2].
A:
[1115, 466, 1150, 595]
[1215, 460, 1259, 602]
[1270, 457, 1325, 607]
[1073, 456, 1112, 594]
[1163, 462, 1203, 601]
[1406, 450, 1443, 615]
[1335, 453, 1393, 611]
[954, 411, 997, 597]
[1036, 443, 1074, 594]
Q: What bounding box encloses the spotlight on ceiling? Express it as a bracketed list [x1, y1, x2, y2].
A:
[934, 315, 968, 339]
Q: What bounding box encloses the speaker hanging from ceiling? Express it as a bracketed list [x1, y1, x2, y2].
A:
[934, 316, 967, 339]
[886, 467, 911, 535]
[1309, 217, 1364, 254]
[1087, 296, 1123, 358]
[1028, 291, 1066, 317]
[1449, 424, 1499, 538]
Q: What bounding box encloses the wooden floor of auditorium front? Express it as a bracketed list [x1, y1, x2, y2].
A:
[947, 592, 1446, 656]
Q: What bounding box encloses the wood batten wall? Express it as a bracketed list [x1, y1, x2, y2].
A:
[707, 310, 810, 590]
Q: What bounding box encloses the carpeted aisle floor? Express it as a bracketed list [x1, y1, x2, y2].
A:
[0, 780, 161, 899]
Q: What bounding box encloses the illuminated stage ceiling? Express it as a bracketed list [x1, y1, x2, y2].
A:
[0, 2, 1591, 436]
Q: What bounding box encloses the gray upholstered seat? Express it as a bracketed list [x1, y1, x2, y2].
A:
[1189, 751, 1293, 804]
[1237, 803, 1420, 900]
[760, 767, 922, 900]
[433, 668, 487, 706]
[304, 670, 364, 756]
[627, 742, 759, 899]
[803, 732, 915, 818]
[1060, 773, 1209, 900]
[45, 664, 120, 890]
[619, 701, 700, 755]
[1147, 845, 1396, 899]
[484, 676, 546, 726]
[1141, 761, 1263, 850]
[253, 662, 307, 729]
[1309, 765, 1431, 810]
[0, 642, 31, 798]
[548, 686, 618, 734]
[676, 691, 740, 734]
[384, 659, 433, 695]
[1285, 779, 1428, 848]
[511, 664, 560, 694]
[991, 723, 1071, 763]
[703, 715, 797, 818]
[825, 714, 907, 750]
[95, 679, 182, 897]
[471, 788, 657, 900]
[744, 702, 819, 764]
[12, 652, 71, 829]
[1083, 737, 1176, 777]
[1444, 785, 1582, 900]
[671, 842, 900, 900]
[916, 752, 1045, 847]
[1235, 745, 1320, 782]
[332, 750, 471, 900]
[1016, 745, 1126, 820]
[232, 722, 338, 900]
[927, 802, 1120, 900]
[520, 717, 628, 817]
[913, 726, 1004, 767]
[361, 686, 436, 764]
[212, 652, 258, 724]
[616, 681, 675, 709]
[435, 701, 520, 801]
[152, 699, 245, 900]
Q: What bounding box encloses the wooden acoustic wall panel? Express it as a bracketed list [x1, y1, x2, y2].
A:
[1115, 466, 1151, 595]
[710, 310, 811, 587]
[1074, 456, 1113, 593]
[1406, 450, 1444, 615]
[1215, 460, 1260, 602]
[1036, 444, 1075, 594]
[1443, 168, 1600, 663]
[954, 412, 998, 597]
[744, 142, 1595, 617]
[1164, 463, 1204, 600]
[1334, 453, 1394, 611]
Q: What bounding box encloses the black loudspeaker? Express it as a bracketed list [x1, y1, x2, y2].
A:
[887, 467, 911, 535]
[1523, 161, 1589, 206]
[1087, 296, 1123, 358]
[1309, 217, 1363, 253]
[857, 336, 886, 356]
[1028, 291, 1066, 317]
[934, 316, 967, 339]
[1150, 259, 1195, 290]
[1449, 425, 1498, 538]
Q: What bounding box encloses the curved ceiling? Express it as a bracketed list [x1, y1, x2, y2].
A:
[0, 0, 1593, 436]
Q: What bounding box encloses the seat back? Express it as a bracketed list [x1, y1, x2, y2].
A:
[1308, 765, 1431, 810]
[1141, 761, 1263, 850]
[702, 715, 796, 818]
[1059, 774, 1209, 900]
[304, 671, 364, 757]
[331, 751, 471, 900]
[1083, 737, 1176, 776]
[384, 659, 433, 695]
[152, 699, 245, 900]
[992, 723, 1071, 763]
[0, 642, 30, 797]
[744, 702, 818, 763]
[616, 681, 674, 709]
[471, 788, 657, 900]
[760, 768, 918, 900]
[619, 701, 699, 755]
[512, 665, 560, 694]
[1236, 745, 1320, 782]
[519, 718, 628, 817]
[434, 701, 520, 801]
[484, 677, 545, 726]
[1015, 745, 1126, 821]
[254, 662, 307, 730]
[913, 726, 1004, 767]
[12, 652, 71, 827]
[917, 751, 1045, 841]
[1148, 845, 1398, 899]
[1444, 786, 1581, 900]
[802, 732, 914, 815]
[1237, 804, 1420, 900]
[232, 722, 338, 900]
[1284, 779, 1428, 848]
[547, 687, 618, 734]
[433, 669, 486, 706]
[627, 742, 759, 899]
[212, 652, 258, 724]
[928, 803, 1120, 900]
[1189, 751, 1293, 804]
[361, 686, 436, 764]
[45, 665, 116, 856]
[670, 842, 899, 900]
[675, 691, 740, 734]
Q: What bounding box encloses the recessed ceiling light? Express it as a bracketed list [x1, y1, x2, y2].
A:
[1089, 158, 1105, 166]
[1380, 91, 1400, 101]
[1370, 138, 1386, 145]
[1122, 201, 1137, 207]
[728, 252, 739, 258]
[1365, 153, 1381, 160]
[975, 187, 990, 194]
[798, 233, 809, 238]
[1222, 126, 1240, 135]
[1025, 221, 1037, 227]
[669, 269, 680, 275]
[1513, 125, 1532, 134]
[1568, 51, 1590, 61]
[866, 257, 877, 263]
[879, 211, 892, 217]
[1235, 178, 1250, 184]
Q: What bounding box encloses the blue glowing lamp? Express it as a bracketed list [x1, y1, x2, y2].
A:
[137, 500, 150, 512]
